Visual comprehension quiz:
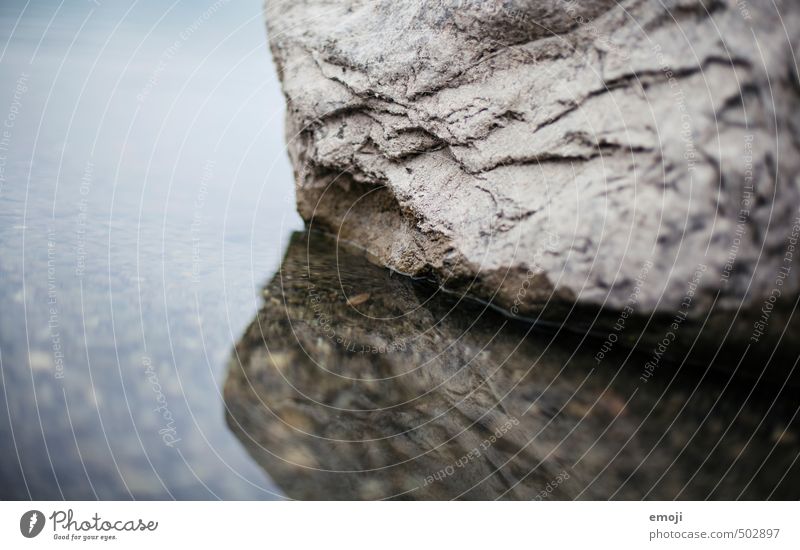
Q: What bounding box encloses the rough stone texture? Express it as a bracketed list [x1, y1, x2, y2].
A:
[266, 0, 800, 356]
[224, 232, 800, 500]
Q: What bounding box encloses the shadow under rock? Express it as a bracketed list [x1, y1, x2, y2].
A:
[224, 231, 800, 500]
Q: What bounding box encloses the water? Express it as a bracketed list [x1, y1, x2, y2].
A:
[0, 0, 301, 499]
[224, 231, 799, 500]
[1, 1, 798, 501]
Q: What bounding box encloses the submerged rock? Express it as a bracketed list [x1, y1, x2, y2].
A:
[224, 232, 799, 499]
[266, 0, 800, 361]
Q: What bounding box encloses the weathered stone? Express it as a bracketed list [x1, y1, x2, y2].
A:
[224, 232, 799, 499]
[266, 0, 800, 360]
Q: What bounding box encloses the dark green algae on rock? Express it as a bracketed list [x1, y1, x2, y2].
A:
[224, 231, 800, 500]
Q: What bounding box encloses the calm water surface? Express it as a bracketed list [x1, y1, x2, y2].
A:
[2, 1, 798, 501]
[0, 0, 301, 499]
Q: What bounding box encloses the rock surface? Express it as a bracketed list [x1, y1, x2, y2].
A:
[266, 0, 800, 357]
[224, 232, 800, 499]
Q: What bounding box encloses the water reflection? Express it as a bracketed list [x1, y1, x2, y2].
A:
[225, 232, 800, 500]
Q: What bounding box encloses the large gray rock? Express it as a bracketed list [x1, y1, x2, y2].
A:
[266, 0, 800, 357]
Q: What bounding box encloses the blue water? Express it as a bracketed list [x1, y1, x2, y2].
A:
[0, 0, 302, 499]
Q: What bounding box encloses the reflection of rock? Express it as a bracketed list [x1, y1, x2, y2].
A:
[267, 0, 800, 362]
[224, 232, 799, 500]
